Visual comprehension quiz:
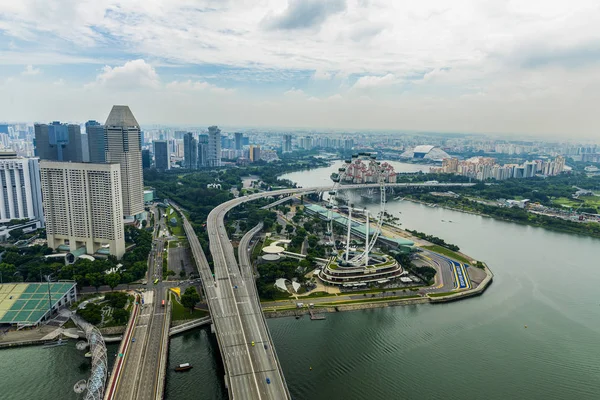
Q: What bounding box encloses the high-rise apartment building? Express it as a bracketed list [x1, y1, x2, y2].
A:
[183, 132, 197, 169]
[234, 132, 243, 151]
[85, 120, 105, 163]
[104, 105, 144, 217]
[207, 126, 221, 167]
[0, 152, 44, 226]
[153, 140, 169, 171]
[40, 161, 125, 259]
[34, 122, 83, 162]
[282, 134, 292, 153]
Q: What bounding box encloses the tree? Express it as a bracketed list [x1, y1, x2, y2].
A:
[9, 228, 24, 240]
[105, 273, 121, 290]
[181, 286, 200, 313]
[112, 308, 129, 324]
[142, 220, 148, 228]
[285, 225, 294, 234]
[179, 270, 186, 278]
[275, 224, 283, 234]
[86, 272, 104, 292]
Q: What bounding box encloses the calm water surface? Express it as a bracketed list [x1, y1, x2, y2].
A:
[2, 162, 600, 400]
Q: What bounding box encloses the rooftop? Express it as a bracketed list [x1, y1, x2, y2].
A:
[0, 282, 76, 325]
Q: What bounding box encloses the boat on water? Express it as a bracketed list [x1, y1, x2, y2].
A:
[85, 352, 92, 358]
[43, 338, 68, 348]
[175, 363, 193, 372]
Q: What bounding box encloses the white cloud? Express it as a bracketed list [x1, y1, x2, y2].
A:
[21, 65, 40, 75]
[312, 70, 333, 80]
[166, 80, 234, 94]
[86, 59, 160, 90]
[284, 87, 305, 97]
[53, 78, 65, 86]
[2, 1, 600, 137]
[351, 74, 398, 90]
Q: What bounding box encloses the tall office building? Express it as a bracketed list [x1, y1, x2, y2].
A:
[0, 152, 44, 226]
[198, 134, 209, 168]
[34, 122, 83, 162]
[86, 120, 105, 163]
[249, 145, 261, 162]
[40, 161, 125, 259]
[282, 134, 292, 153]
[153, 140, 169, 171]
[184, 132, 198, 169]
[104, 105, 144, 217]
[142, 149, 151, 169]
[234, 132, 243, 151]
[207, 126, 221, 167]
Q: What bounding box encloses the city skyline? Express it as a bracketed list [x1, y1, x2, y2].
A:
[1, 1, 600, 139]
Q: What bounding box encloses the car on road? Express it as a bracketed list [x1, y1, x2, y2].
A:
[266, 378, 271, 384]
[251, 341, 255, 346]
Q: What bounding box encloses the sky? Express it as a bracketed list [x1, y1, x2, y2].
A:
[1, 0, 600, 138]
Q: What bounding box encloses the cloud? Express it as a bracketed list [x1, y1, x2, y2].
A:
[264, 0, 346, 30]
[166, 80, 234, 94]
[312, 70, 333, 80]
[351, 73, 398, 90]
[284, 87, 305, 96]
[86, 59, 160, 90]
[21, 65, 40, 75]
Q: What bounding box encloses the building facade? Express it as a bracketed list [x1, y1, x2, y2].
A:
[104, 105, 144, 217]
[282, 134, 292, 153]
[85, 120, 106, 163]
[183, 132, 197, 169]
[34, 122, 83, 162]
[0, 152, 44, 226]
[153, 140, 169, 171]
[207, 126, 221, 167]
[142, 149, 151, 169]
[40, 161, 125, 259]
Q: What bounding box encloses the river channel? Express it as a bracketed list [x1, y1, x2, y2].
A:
[2, 161, 600, 399]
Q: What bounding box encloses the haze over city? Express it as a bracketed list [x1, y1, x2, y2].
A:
[1, 0, 600, 138]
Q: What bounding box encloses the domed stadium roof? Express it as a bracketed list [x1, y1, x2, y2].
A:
[400, 145, 450, 161]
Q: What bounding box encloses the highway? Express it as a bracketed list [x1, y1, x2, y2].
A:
[111, 209, 170, 400]
[171, 181, 478, 399]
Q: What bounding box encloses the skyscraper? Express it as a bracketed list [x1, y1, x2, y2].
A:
[85, 120, 105, 163]
[249, 145, 261, 162]
[104, 105, 144, 217]
[153, 140, 169, 171]
[0, 152, 44, 226]
[234, 132, 243, 151]
[34, 122, 83, 162]
[207, 126, 221, 167]
[198, 134, 209, 168]
[282, 134, 292, 153]
[184, 132, 198, 169]
[40, 161, 125, 258]
[142, 149, 151, 169]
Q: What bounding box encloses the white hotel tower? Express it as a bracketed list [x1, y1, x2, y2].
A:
[40, 161, 125, 259]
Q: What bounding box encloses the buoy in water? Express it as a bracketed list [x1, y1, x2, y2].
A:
[309, 367, 312, 371]
[524, 325, 528, 328]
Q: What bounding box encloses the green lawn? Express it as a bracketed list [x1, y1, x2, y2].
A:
[170, 293, 209, 321]
[166, 207, 184, 236]
[422, 245, 472, 264]
[317, 295, 421, 306]
[428, 291, 459, 298]
[552, 197, 580, 208]
[578, 195, 600, 207]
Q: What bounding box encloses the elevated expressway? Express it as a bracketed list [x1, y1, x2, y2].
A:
[174, 182, 475, 399]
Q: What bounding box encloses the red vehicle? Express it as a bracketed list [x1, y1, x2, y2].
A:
[161, 300, 165, 307]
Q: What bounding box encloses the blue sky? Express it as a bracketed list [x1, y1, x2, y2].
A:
[1, 0, 600, 138]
